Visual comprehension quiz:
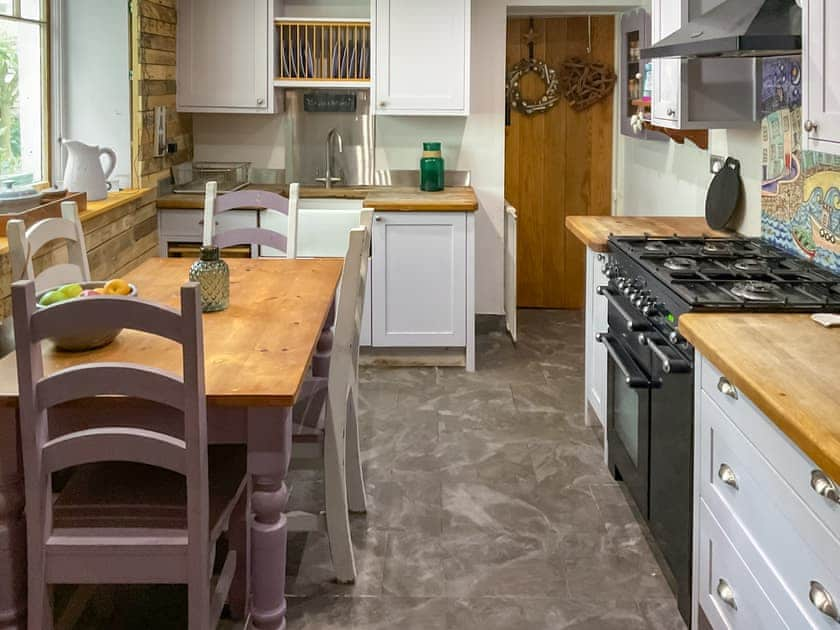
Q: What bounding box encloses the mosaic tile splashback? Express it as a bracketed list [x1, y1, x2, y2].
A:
[761, 57, 840, 273]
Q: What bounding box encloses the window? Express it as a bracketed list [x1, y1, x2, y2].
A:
[0, 0, 47, 186]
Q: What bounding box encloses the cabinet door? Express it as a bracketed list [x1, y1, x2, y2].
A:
[804, 0, 840, 152]
[651, 0, 681, 127]
[375, 0, 469, 115]
[177, 0, 271, 113]
[372, 212, 466, 346]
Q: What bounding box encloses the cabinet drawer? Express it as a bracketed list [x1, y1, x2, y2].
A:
[159, 209, 257, 237]
[700, 357, 840, 544]
[700, 392, 840, 628]
[698, 500, 787, 629]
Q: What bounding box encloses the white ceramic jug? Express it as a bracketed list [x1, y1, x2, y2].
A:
[62, 140, 117, 201]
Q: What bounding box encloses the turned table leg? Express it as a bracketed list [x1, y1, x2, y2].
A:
[0, 408, 25, 629]
[311, 300, 335, 379]
[247, 407, 292, 630]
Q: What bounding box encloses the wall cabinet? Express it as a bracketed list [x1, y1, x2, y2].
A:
[177, 0, 274, 113]
[620, 9, 664, 141]
[584, 248, 609, 427]
[804, 0, 840, 153]
[374, 0, 470, 116]
[693, 354, 840, 629]
[648, 0, 759, 130]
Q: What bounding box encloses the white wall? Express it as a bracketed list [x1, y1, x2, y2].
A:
[59, 0, 131, 184]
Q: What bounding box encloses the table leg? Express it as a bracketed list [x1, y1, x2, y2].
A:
[0, 408, 25, 629]
[312, 300, 335, 379]
[247, 407, 292, 630]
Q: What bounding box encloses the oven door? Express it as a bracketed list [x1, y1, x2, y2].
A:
[598, 329, 654, 519]
[645, 332, 694, 625]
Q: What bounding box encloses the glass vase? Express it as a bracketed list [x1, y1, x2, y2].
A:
[189, 246, 229, 313]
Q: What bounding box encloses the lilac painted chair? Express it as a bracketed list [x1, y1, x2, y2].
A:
[7, 201, 91, 291]
[11, 281, 249, 629]
[289, 219, 371, 583]
[205, 181, 300, 258]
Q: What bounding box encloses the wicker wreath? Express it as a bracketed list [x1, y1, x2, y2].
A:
[507, 58, 562, 116]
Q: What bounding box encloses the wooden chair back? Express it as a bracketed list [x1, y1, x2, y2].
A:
[11, 281, 210, 605]
[206, 182, 300, 258]
[7, 201, 91, 293]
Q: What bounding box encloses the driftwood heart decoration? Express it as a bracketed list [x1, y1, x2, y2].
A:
[559, 57, 617, 112]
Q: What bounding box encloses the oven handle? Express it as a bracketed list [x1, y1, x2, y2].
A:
[639, 335, 693, 374]
[596, 333, 651, 389]
[597, 286, 649, 332]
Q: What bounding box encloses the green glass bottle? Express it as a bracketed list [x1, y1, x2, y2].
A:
[420, 142, 445, 192]
[189, 246, 230, 313]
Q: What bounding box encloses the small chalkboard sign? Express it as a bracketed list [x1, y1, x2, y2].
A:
[303, 92, 357, 113]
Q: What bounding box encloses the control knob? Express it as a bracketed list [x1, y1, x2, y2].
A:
[642, 300, 658, 316]
[669, 331, 684, 345]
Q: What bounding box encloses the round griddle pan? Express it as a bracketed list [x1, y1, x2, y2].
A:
[705, 157, 742, 230]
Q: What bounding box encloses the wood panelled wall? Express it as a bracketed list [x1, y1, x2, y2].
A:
[505, 16, 614, 309]
[132, 0, 193, 187]
[0, 191, 159, 318]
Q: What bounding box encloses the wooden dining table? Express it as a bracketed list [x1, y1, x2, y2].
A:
[0, 256, 344, 629]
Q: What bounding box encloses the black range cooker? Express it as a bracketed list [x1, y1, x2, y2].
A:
[597, 235, 840, 626]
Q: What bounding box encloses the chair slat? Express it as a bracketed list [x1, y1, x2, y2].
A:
[42, 428, 187, 475]
[214, 190, 289, 215]
[24, 217, 80, 254]
[37, 363, 186, 410]
[214, 227, 287, 253]
[31, 296, 183, 343]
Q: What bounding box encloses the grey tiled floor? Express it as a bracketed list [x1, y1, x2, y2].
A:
[62, 310, 686, 628]
[284, 310, 687, 629]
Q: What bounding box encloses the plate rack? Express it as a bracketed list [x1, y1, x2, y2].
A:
[275, 19, 371, 86]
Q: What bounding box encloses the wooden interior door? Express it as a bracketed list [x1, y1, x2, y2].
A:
[505, 16, 614, 309]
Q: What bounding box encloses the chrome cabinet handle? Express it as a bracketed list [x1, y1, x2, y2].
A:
[717, 578, 737, 610]
[597, 254, 605, 262]
[811, 470, 840, 505]
[717, 377, 738, 400]
[257, 97, 266, 106]
[374, 216, 383, 222]
[810, 581, 840, 622]
[805, 119, 819, 133]
[666, 108, 676, 117]
[718, 463, 739, 490]
[378, 101, 388, 107]
[197, 220, 219, 226]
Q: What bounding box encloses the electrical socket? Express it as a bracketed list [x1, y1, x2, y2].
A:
[709, 154, 725, 174]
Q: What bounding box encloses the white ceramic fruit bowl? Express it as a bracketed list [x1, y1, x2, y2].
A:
[35, 281, 138, 352]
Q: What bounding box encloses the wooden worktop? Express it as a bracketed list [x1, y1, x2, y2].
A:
[679, 313, 840, 483]
[157, 185, 478, 212]
[0, 257, 343, 407]
[565, 215, 729, 252]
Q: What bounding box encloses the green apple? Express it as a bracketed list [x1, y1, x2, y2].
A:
[59, 283, 83, 298]
[39, 290, 67, 306]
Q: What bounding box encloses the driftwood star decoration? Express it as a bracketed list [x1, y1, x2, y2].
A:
[559, 57, 617, 112]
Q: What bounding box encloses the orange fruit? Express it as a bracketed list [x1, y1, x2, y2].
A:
[103, 278, 131, 295]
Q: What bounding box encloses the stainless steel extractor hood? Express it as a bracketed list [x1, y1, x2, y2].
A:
[641, 0, 801, 59]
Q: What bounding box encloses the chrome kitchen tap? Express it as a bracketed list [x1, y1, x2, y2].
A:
[316, 128, 344, 189]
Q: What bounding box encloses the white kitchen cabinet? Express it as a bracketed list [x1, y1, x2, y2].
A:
[371, 211, 475, 369]
[650, 0, 681, 127]
[374, 0, 470, 116]
[804, 0, 840, 153]
[177, 0, 274, 113]
[584, 248, 609, 429]
[693, 354, 840, 630]
[649, 1, 759, 130]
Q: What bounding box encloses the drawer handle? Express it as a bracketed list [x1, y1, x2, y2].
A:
[810, 581, 840, 623]
[717, 578, 737, 610]
[597, 253, 605, 262]
[718, 463, 739, 490]
[197, 220, 219, 226]
[717, 377, 738, 400]
[811, 470, 840, 505]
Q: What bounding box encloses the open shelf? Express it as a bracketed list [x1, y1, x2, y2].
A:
[275, 19, 371, 85]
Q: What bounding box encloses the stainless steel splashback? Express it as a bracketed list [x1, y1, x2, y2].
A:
[284, 89, 374, 186]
